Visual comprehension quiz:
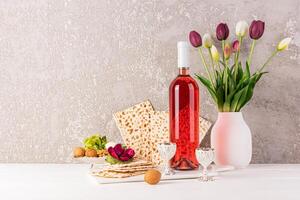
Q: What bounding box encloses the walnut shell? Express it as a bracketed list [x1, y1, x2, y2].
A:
[97, 149, 108, 157]
[73, 147, 85, 158]
[85, 149, 98, 157]
[144, 169, 161, 185]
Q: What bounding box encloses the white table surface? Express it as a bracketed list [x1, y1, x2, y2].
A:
[0, 164, 300, 200]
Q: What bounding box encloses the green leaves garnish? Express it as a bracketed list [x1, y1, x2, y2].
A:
[84, 134, 107, 150]
[105, 154, 133, 165]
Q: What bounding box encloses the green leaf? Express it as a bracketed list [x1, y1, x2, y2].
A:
[219, 60, 226, 68]
[236, 62, 244, 83]
[226, 76, 248, 103]
[254, 71, 268, 84]
[195, 74, 218, 104]
[226, 68, 235, 94]
[105, 155, 133, 165]
[195, 74, 212, 88]
[230, 86, 248, 111]
[216, 86, 225, 112]
[236, 76, 257, 111]
[225, 75, 250, 104]
[216, 70, 222, 87]
[99, 136, 107, 149]
[230, 63, 236, 73]
[245, 61, 251, 78]
[236, 86, 251, 112]
[84, 134, 107, 150]
[223, 101, 231, 112]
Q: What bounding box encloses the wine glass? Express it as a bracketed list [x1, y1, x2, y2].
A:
[196, 147, 215, 181]
[157, 143, 176, 175]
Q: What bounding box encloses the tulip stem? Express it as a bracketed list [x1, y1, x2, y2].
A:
[198, 48, 215, 88]
[217, 61, 221, 72]
[208, 48, 217, 81]
[234, 52, 238, 70]
[247, 40, 256, 67]
[222, 40, 230, 100]
[224, 68, 228, 100]
[221, 40, 225, 64]
[259, 50, 278, 72]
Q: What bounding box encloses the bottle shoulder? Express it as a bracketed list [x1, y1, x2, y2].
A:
[169, 75, 199, 89]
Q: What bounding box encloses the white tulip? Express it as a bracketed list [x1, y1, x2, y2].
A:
[277, 37, 292, 51]
[203, 33, 213, 48]
[105, 142, 116, 150]
[210, 45, 220, 62]
[236, 21, 248, 37]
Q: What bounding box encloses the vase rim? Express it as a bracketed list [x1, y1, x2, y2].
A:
[217, 112, 243, 116]
[218, 112, 242, 113]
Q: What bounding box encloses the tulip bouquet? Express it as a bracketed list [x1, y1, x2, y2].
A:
[190, 20, 291, 112]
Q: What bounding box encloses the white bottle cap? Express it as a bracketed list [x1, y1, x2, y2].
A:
[177, 41, 189, 68]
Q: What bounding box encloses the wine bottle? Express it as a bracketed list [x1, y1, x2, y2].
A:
[169, 41, 200, 170]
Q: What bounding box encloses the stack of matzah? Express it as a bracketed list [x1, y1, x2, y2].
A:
[113, 100, 212, 165]
[92, 160, 155, 178]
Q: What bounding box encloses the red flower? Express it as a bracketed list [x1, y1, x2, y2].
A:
[232, 40, 240, 52]
[108, 144, 135, 161]
[189, 31, 202, 47]
[216, 23, 229, 41]
[249, 20, 265, 40]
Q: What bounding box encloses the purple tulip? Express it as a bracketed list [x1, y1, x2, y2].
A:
[189, 31, 202, 47]
[249, 20, 265, 40]
[232, 40, 240, 52]
[108, 144, 135, 161]
[216, 23, 229, 41]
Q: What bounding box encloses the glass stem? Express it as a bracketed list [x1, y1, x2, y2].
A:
[164, 159, 171, 175]
[203, 166, 208, 181]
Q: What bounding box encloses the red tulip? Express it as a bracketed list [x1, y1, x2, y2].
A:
[189, 31, 202, 47]
[216, 23, 229, 41]
[108, 144, 135, 161]
[232, 40, 240, 52]
[108, 147, 119, 160]
[120, 149, 135, 161]
[249, 20, 265, 40]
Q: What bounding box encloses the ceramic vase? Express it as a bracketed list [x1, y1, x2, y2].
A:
[211, 112, 252, 168]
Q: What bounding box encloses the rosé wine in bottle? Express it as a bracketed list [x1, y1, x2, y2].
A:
[169, 41, 199, 170]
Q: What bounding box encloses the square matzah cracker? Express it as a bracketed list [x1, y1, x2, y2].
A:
[113, 100, 154, 160]
[149, 111, 169, 165]
[149, 111, 212, 165]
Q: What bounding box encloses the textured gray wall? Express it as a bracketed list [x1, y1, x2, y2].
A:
[0, 0, 299, 163]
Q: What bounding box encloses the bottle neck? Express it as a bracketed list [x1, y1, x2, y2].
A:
[179, 67, 190, 75]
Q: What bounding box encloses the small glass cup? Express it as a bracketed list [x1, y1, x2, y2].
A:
[157, 143, 176, 175]
[196, 147, 215, 181]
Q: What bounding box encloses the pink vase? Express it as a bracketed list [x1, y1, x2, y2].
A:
[211, 112, 252, 168]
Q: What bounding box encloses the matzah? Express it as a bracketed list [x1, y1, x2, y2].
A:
[113, 100, 154, 161]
